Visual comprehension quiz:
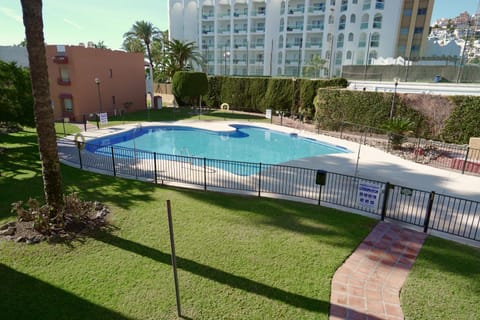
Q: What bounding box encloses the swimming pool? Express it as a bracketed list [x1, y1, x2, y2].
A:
[86, 124, 350, 166]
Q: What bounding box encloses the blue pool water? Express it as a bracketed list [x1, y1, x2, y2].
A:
[86, 125, 349, 165]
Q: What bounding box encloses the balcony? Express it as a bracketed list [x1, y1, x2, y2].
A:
[53, 55, 68, 64]
[57, 78, 71, 86]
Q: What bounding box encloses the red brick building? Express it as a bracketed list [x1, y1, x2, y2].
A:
[46, 45, 146, 121]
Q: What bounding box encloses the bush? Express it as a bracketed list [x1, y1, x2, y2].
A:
[441, 96, 480, 144]
[172, 71, 208, 106]
[314, 89, 427, 136]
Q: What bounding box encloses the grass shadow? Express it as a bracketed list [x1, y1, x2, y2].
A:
[93, 231, 329, 314]
[0, 263, 131, 320]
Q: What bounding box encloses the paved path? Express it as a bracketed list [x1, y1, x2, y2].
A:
[329, 222, 427, 320]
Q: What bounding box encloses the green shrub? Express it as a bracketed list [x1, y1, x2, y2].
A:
[441, 97, 480, 144]
[172, 71, 208, 106]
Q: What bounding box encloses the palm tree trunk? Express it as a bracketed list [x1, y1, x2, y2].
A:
[21, 0, 63, 213]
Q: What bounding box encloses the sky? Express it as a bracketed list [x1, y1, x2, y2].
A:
[0, 0, 478, 50]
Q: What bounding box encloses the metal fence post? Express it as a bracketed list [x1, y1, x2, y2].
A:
[154, 152, 158, 184]
[111, 147, 116, 177]
[62, 118, 66, 137]
[381, 182, 391, 221]
[78, 146, 83, 169]
[203, 157, 207, 191]
[461, 147, 470, 174]
[423, 191, 435, 233]
[258, 163, 262, 197]
[83, 114, 87, 131]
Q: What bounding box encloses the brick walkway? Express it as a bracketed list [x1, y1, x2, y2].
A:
[329, 222, 427, 320]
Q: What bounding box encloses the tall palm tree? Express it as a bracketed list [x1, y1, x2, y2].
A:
[123, 21, 160, 70]
[165, 39, 203, 72]
[20, 0, 63, 212]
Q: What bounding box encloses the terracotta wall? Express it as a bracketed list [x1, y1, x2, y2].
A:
[46, 45, 146, 121]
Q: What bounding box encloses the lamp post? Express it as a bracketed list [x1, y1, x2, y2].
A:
[390, 78, 400, 119]
[291, 77, 296, 114]
[224, 49, 230, 75]
[94, 77, 103, 114]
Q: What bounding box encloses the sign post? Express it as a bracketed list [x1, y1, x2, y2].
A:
[166, 200, 181, 317]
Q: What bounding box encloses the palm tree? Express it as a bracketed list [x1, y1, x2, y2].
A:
[304, 54, 327, 78]
[122, 36, 145, 54]
[165, 39, 203, 72]
[123, 21, 160, 70]
[382, 117, 415, 150]
[94, 41, 108, 49]
[20, 0, 63, 212]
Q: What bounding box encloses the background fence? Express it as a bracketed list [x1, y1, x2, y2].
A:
[57, 139, 480, 243]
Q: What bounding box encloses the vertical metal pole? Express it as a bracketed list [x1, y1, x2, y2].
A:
[461, 147, 470, 174]
[78, 146, 83, 169]
[258, 163, 262, 197]
[83, 114, 87, 131]
[381, 182, 391, 221]
[111, 147, 116, 177]
[423, 191, 435, 233]
[203, 157, 207, 191]
[415, 137, 421, 162]
[318, 185, 322, 205]
[154, 152, 158, 184]
[166, 200, 181, 318]
[62, 118, 66, 137]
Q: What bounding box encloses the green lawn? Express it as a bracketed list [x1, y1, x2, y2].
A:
[1, 127, 479, 320]
[104, 108, 269, 127]
[1, 128, 375, 319]
[401, 237, 480, 320]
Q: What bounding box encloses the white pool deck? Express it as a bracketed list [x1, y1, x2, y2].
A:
[73, 120, 480, 203]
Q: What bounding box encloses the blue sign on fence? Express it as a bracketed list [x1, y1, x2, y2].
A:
[357, 183, 381, 210]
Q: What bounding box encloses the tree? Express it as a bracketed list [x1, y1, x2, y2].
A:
[123, 21, 160, 71]
[122, 36, 145, 53]
[20, 0, 63, 212]
[0, 61, 34, 126]
[94, 41, 108, 49]
[382, 117, 415, 149]
[304, 54, 327, 78]
[172, 71, 208, 106]
[165, 39, 203, 75]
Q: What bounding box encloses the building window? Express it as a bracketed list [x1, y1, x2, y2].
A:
[350, 14, 356, 23]
[337, 33, 344, 48]
[363, 0, 371, 10]
[109, 68, 113, 78]
[348, 32, 354, 41]
[373, 13, 382, 28]
[330, 0, 335, 5]
[404, 9, 412, 16]
[339, 15, 346, 30]
[346, 50, 352, 59]
[112, 96, 116, 105]
[327, 33, 333, 42]
[352, 0, 358, 3]
[341, 0, 348, 12]
[400, 27, 409, 35]
[335, 51, 342, 65]
[329, 14, 334, 24]
[414, 27, 423, 34]
[375, 0, 384, 10]
[369, 50, 378, 61]
[418, 8, 427, 15]
[358, 33, 367, 47]
[361, 14, 369, 29]
[62, 98, 73, 112]
[371, 32, 380, 47]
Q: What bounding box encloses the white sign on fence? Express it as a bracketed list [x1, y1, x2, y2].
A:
[99, 112, 108, 124]
[357, 183, 381, 210]
[265, 109, 272, 119]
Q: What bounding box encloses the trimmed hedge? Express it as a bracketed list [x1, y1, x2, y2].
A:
[441, 96, 480, 144]
[314, 89, 428, 136]
[202, 76, 348, 115]
[172, 71, 208, 106]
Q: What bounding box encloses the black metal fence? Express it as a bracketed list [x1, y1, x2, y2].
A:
[283, 119, 480, 176]
[57, 139, 480, 242]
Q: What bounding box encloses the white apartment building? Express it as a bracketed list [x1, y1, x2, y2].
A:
[169, 0, 434, 77]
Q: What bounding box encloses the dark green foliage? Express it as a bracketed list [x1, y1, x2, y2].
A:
[201, 76, 348, 114]
[382, 118, 415, 149]
[314, 89, 427, 136]
[172, 71, 208, 106]
[0, 61, 34, 126]
[442, 97, 480, 144]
